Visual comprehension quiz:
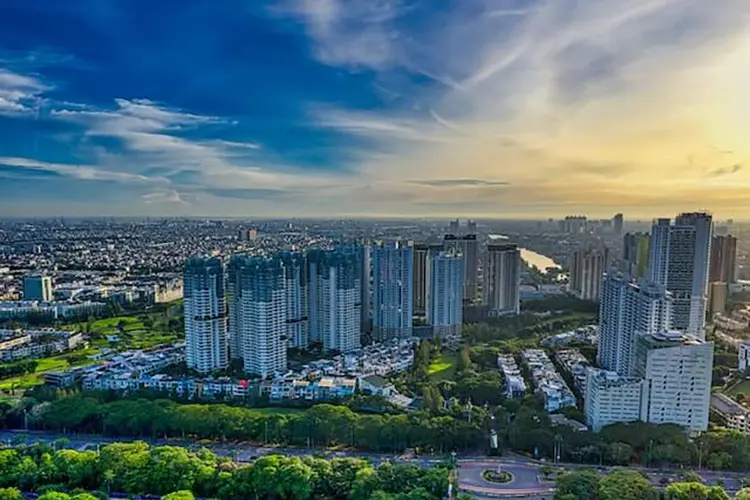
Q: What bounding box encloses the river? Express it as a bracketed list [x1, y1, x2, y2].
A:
[489, 234, 561, 274]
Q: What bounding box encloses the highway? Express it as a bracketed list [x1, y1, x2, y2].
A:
[0, 430, 745, 498]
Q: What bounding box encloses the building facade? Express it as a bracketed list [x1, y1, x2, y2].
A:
[426, 252, 464, 337]
[412, 244, 429, 317]
[184, 257, 228, 373]
[569, 244, 609, 301]
[484, 243, 520, 316]
[632, 332, 713, 432]
[444, 234, 479, 304]
[597, 270, 672, 376]
[23, 275, 53, 302]
[309, 249, 362, 352]
[621, 232, 649, 279]
[710, 235, 737, 283]
[585, 369, 646, 432]
[371, 242, 413, 340]
[739, 341, 750, 372]
[280, 252, 309, 349]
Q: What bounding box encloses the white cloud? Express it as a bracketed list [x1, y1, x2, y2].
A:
[0, 156, 155, 183]
[0, 68, 47, 116]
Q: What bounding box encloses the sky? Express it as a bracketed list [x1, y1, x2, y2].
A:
[1, 0, 750, 219]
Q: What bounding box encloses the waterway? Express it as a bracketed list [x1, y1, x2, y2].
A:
[489, 234, 561, 273]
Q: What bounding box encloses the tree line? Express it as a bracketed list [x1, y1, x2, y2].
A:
[0, 359, 38, 380]
[555, 468, 750, 500]
[0, 441, 449, 500]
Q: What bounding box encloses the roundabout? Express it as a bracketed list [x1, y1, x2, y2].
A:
[458, 460, 555, 498]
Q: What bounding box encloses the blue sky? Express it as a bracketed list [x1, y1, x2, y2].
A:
[1, 0, 750, 218]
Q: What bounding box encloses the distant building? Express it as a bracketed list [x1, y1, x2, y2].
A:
[564, 216, 587, 234]
[426, 251, 463, 338]
[412, 244, 429, 317]
[585, 369, 645, 432]
[184, 257, 228, 374]
[708, 282, 727, 316]
[612, 213, 624, 235]
[371, 242, 413, 341]
[23, 275, 53, 302]
[632, 331, 713, 432]
[597, 270, 672, 376]
[739, 341, 750, 372]
[711, 393, 750, 434]
[484, 244, 520, 316]
[308, 248, 362, 352]
[280, 252, 309, 349]
[444, 234, 479, 304]
[569, 244, 609, 301]
[621, 232, 649, 279]
[710, 235, 737, 283]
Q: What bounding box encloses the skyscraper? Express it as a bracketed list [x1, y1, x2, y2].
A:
[23, 275, 53, 302]
[710, 234, 737, 283]
[426, 251, 464, 337]
[231, 256, 287, 377]
[648, 212, 713, 337]
[280, 252, 309, 349]
[632, 331, 713, 432]
[597, 270, 672, 376]
[621, 232, 649, 278]
[467, 220, 477, 233]
[449, 219, 459, 234]
[308, 248, 362, 352]
[412, 244, 429, 317]
[484, 244, 520, 316]
[444, 234, 479, 303]
[184, 257, 228, 373]
[371, 242, 413, 340]
[612, 213, 624, 235]
[569, 244, 609, 301]
[359, 244, 371, 331]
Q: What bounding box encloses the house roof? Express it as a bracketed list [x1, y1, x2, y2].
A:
[362, 374, 391, 388]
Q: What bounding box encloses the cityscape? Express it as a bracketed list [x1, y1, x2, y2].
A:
[1, 214, 750, 499]
[3, 1, 750, 499]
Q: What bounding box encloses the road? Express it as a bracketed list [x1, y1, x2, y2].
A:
[0, 430, 745, 498]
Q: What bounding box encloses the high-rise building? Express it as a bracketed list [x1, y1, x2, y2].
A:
[708, 281, 727, 316]
[598, 270, 672, 376]
[449, 219, 460, 234]
[649, 213, 713, 338]
[23, 275, 53, 302]
[484, 244, 520, 316]
[739, 341, 750, 372]
[280, 252, 309, 349]
[467, 220, 477, 233]
[184, 257, 228, 373]
[412, 244, 429, 317]
[710, 235, 737, 283]
[632, 331, 713, 432]
[308, 248, 362, 352]
[612, 213, 624, 235]
[230, 256, 287, 377]
[621, 232, 649, 278]
[564, 216, 587, 234]
[444, 234, 479, 303]
[585, 369, 646, 432]
[569, 244, 609, 301]
[359, 244, 371, 331]
[371, 242, 413, 340]
[426, 251, 464, 337]
[227, 256, 244, 360]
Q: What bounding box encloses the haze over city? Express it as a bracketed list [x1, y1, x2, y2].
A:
[2, 0, 750, 218]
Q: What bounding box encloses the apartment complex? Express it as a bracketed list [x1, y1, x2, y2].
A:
[484, 243, 520, 316]
[184, 257, 228, 373]
[569, 244, 609, 301]
[371, 242, 413, 340]
[585, 369, 646, 432]
[426, 251, 464, 338]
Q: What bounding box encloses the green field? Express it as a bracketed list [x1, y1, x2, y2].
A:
[0, 348, 101, 392]
[726, 378, 750, 397]
[428, 353, 457, 381]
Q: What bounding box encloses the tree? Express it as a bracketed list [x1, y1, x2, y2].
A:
[706, 486, 730, 500]
[681, 471, 703, 483]
[457, 347, 472, 373]
[555, 470, 599, 500]
[160, 492, 194, 500]
[735, 488, 750, 500]
[0, 488, 23, 500]
[598, 470, 656, 500]
[37, 494, 71, 500]
[664, 482, 710, 500]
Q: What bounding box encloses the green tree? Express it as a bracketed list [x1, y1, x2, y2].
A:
[706, 486, 729, 500]
[681, 471, 703, 483]
[735, 488, 750, 500]
[37, 494, 71, 500]
[0, 488, 23, 500]
[598, 470, 656, 500]
[457, 347, 472, 373]
[160, 492, 194, 500]
[664, 482, 709, 500]
[555, 470, 599, 500]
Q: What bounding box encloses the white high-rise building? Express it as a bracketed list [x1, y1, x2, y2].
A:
[444, 234, 479, 304]
[371, 242, 413, 340]
[585, 369, 646, 432]
[633, 331, 713, 432]
[648, 213, 713, 338]
[484, 244, 520, 316]
[426, 252, 464, 337]
[232, 256, 287, 377]
[598, 270, 672, 376]
[308, 249, 362, 352]
[184, 257, 228, 373]
[739, 341, 750, 372]
[569, 244, 609, 301]
[280, 253, 309, 349]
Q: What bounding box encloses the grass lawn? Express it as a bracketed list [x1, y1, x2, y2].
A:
[726, 378, 750, 397]
[0, 349, 101, 392]
[428, 353, 457, 381]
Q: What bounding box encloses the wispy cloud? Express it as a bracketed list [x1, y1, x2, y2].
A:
[409, 178, 510, 187]
[0, 68, 47, 116]
[0, 157, 153, 183]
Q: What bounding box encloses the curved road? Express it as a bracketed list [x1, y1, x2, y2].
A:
[458, 460, 554, 498]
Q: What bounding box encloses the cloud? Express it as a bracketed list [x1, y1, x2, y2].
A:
[709, 164, 743, 177]
[409, 178, 510, 187]
[0, 68, 47, 116]
[142, 189, 189, 204]
[0, 157, 153, 183]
